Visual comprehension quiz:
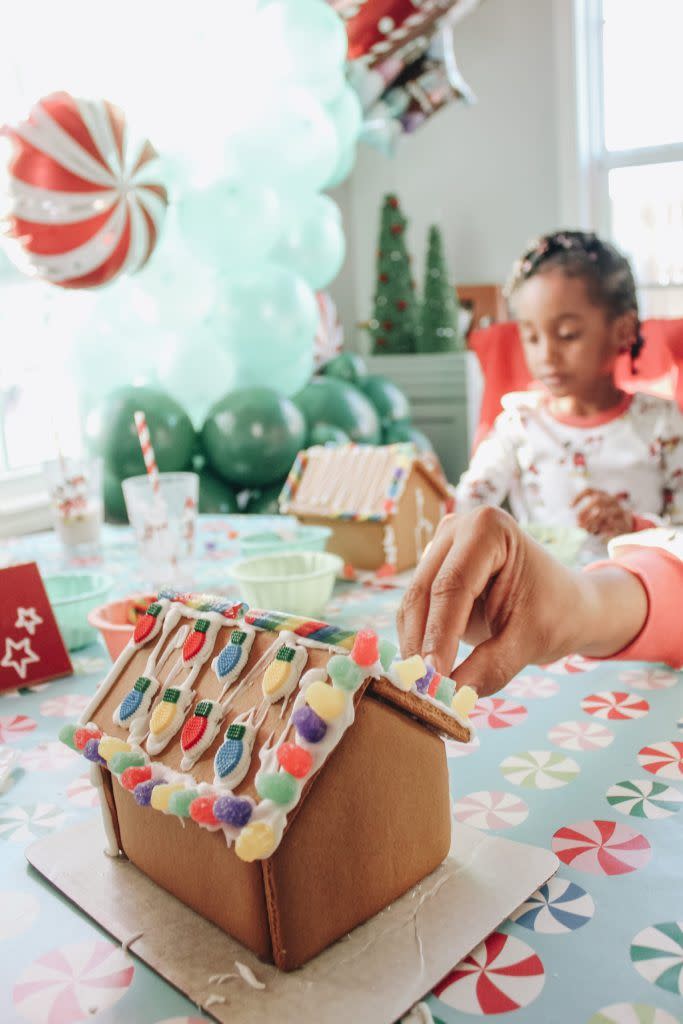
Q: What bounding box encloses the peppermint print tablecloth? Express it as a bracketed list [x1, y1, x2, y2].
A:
[0, 517, 681, 1024]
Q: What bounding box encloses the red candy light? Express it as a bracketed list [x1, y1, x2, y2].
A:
[189, 795, 219, 827]
[181, 715, 206, 752]
[277, 742, 313, 779]
[121, 765, 152, 790]
[351, 629, 379, 667]
[183, 628, 207, 662]
[74, 726, 102, 751]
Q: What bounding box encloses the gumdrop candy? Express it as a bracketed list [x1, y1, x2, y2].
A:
[276, 742, 313, 779]
[74, 726, 102, 751]
[83, 738, 105, 765]
[235, 821, 277, 862]
[393, 655, 427, 692]
[58, 724, 78, 751]
[121, 765, 153, 791]
[109, 750, 146, 774]
[451, 685, 478, 719]
[328, 655, 363, 693]
[256, 771, 298, 805]
[427, 672, 442, 698]
[168, 788, 198, 818]
[378, 638, 398, 672]
[213, 795, 253, 828]
[305, 680, 347, 723]
[151, 783, 184, 812]
[98, 737, 131, 762]
[134, 779, 158, 806]
[415, 664, 436, 694]
[435, 677, 455, 706]
[292, 706, 327, 744]
[189, 795, 219, 827]
[351, 629, 379, 667]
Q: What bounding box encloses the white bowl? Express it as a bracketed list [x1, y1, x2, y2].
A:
[230, 550, 343, 617]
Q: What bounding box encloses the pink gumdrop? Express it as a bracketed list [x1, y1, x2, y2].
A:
[351, 629, 379, 667]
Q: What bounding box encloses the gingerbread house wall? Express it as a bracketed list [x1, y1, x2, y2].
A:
[393, 468, 446, 571]
[295, 515, 387, 570]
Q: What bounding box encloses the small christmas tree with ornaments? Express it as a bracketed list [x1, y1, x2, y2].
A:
[370, 194, 419, 355]
[418, 224, 462, 353]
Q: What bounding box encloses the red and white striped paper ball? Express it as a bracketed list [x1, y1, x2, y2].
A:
[2, 91, 168, 288]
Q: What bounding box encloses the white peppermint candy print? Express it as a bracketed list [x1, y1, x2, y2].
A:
[630, 922, 683, 995]
[500, 750, 580, 789]
[445, 734, 481, 759]
[66, 772, 100, 808]
[0, 889, 40, 941]
[638, 741, 683, 780]
[454, 791, 529, 830]
[510, 877, 594, 934]
[588, 1004, 680, 1024]
[505, 675, 560, 699]
[469, 698, 528, 730]
[607, 779, 683, 819]
[542, 654, 600, 674]
[39, 693, 90, 718]
[552, 819, 651, 875]
[20, 741, 79, 773]
[0, 715, 37, 742]
[13, 939, 134, 1023]
[549, 720, 614, 751]
[0, 802, 67, 843]
[619, 668, 680, 691]
[433, 931, 544, 1014]
[581, 691, 650, 720]
[72, 655, 107, 676]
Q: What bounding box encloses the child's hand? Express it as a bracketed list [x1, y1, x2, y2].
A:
[397, 507, 647, 697]
[572, 488, 634, 538]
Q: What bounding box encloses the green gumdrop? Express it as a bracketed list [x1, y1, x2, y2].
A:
[309, 423, 350, 447]
[168, 789, 198, 818]
[256, 771, 298, 805]
[328, 654, 364, 692]
[322, 352, 367, 385]
[378, 638, 398, 672]
[383, 421, 434, 454]
[58, 723, 78, 751]
[201, 388, 306, 488]
[436, 677, 456, 706]
[358, 375, 411, 430]
[294, 377, 380, 445]
[199, 469, 238, 514]
[109, 751, 146, 774]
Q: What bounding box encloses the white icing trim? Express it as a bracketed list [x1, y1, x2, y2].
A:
[382, 523, 398, 566]
[180, 700, 225, 772]
[89, 763, 119, 857]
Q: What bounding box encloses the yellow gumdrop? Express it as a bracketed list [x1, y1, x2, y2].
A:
[262, 660, 290, 698]
[394, 654, 427, 692]
[235, 821, 277, 862]
[305, 680, 348, 722]
[150, 701, 177, 735]
[150, 783, 184, 813]
[451, 685, 478, 719]
[98, 737, 131, 762]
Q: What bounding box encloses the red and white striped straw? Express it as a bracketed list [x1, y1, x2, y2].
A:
[134, 410, 160, 497]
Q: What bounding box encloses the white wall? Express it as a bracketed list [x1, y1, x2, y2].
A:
[331, 0, 567, 346]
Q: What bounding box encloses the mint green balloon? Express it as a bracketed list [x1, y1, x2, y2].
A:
[177, 180, 281, 269]
[258, 0, 348, 102]
[294, 377, 380, 445]
[272, 195, 345, 291]
[383, 422, 434, 453]
[215, 264, 318, 353]
[309, 423, 350, 446]
[326, 141, 357, 189]
[322, 352, 367, 385]
[358, 375, 411, 429]
[326, 85, 362, 153]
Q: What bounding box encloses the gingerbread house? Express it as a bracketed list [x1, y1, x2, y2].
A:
[60, 592, 476, 971]
[279, 444, 450, 573]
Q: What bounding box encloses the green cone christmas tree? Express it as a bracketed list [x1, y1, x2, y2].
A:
[418, 225, 462, 353]
[370, 194, 419, 355]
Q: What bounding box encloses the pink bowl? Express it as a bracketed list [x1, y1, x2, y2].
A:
[88, 594, 156, 660]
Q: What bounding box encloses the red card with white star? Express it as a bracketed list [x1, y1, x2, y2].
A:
[0, 563, 72, 691]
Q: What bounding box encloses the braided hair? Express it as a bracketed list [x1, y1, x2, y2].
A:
[506, 230, 644, 370]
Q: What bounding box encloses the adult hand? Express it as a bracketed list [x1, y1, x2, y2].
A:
[397, 506, 647, 697]
[572, 488, 634, 538]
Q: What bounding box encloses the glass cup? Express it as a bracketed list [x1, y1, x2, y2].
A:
[43, 455, 103, 554]
[122, 472, 199, 588]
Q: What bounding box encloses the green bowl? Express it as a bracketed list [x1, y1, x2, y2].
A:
[231, 550, 343, 617]
[522, 523, 588, 566]
[44, 572, 114, 651]
[239, 524, 332, 558]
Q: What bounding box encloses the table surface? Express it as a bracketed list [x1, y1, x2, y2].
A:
[0, 517, 681, 1024]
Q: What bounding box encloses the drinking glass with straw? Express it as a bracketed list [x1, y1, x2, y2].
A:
[122, 411, 199, 588]
[43, 440, 103, 557]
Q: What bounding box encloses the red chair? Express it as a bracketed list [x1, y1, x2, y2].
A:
[468, 319, 683, 451]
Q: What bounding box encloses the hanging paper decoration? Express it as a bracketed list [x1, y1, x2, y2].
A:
[262, 644, 307, 703]
[213, 627, 255, 689]
[1, 91, 168, 288]
[313, 291, 344, 371]
[113, 675, 160, 728]
[214, 718, 257, 789]
[180, 700, 225, 771]
[182, 618, 211, 663]
[133, 602, 165, 645]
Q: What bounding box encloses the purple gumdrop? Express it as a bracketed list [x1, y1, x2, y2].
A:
[134, 779, 157, 806]
[415, 665, 435, 695]
[292, 705, 327, 743]
[83, 738, 105, 765]
[214, 795, 253, 828]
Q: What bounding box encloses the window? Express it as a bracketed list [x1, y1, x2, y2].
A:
[582, 0, 683, 316]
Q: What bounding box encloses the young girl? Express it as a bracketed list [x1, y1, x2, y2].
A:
[455, 231, 683, 541]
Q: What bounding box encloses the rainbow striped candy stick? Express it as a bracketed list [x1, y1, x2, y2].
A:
[244, 610, 356, 650]
[158, 591, 248, 619]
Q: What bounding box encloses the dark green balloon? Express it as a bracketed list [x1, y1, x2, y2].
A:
[294, 377, 380, 445]
[199, 469, 239, 514]
[383, 421, 434, 453]
[322, 351, 367, 385]
[85, 387, 196, 479]
[103, 468, 128, 523]
[201, 388, 306, 488]
[245, 480, 287, 515]
[358, 374, 411, 429]
[309, 423, 350, 446]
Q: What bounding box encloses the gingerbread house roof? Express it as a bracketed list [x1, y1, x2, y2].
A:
[279, 443, 449, 521]
[61, 593, 474, 865]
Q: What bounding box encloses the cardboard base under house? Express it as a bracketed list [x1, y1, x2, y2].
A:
[27, 818, 558, 1024]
